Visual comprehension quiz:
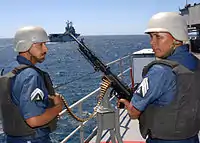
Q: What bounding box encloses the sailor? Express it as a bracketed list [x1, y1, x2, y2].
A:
[120, 12, 200, 143]
[2, 26, 63, 143]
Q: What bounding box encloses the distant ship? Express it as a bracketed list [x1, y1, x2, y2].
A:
[49, 21, 80, 42]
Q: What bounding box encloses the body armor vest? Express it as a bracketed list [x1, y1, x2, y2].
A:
[0, 65, 57, 136]
[139, 59, 200, 140]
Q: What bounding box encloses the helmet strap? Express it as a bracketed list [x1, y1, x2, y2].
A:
[28, 49, 36, 64]
[160, 40, 178, 59]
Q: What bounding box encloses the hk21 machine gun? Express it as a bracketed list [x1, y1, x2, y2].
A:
[68, 33, 133, 108]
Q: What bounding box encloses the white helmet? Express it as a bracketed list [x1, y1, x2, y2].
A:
[145, 12, 188, 41]
[14, 26, 49, 52]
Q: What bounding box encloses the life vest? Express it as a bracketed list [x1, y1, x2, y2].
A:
[139, 59, 200, 140]
[0, 65, 57, 136]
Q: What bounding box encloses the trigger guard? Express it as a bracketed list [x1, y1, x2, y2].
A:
[110, 89, 119, 98]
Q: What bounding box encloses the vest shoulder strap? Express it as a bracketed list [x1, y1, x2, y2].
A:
[5, 64, 55, 96]
[12, 64, 44, 75]
[142, 59, 179, 77]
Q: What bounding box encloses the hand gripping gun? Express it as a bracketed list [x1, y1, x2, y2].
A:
[68, 33, 133, 108]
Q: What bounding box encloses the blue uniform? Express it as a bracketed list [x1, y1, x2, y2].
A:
[131, 45, 199, 143]
[4, 55, 52, 143]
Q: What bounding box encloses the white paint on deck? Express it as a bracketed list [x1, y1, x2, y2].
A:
[193, 52, 200, 59]
[118, 110, 145, 142]
[89, 110, 145, 143]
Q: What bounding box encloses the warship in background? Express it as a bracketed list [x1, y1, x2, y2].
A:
[180, 2, 200, 53]
[49, 21, 80, 42]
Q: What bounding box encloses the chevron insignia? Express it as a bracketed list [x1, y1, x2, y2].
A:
[30, 88, 44, 101]
[135, 77, 149, 97]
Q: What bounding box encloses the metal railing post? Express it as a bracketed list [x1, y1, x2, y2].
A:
[79, 102, 84, 143]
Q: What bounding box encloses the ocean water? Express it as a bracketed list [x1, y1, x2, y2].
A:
[0, 35, 150, 143]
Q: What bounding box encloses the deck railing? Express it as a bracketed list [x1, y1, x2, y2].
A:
[59, 53, 134, 143]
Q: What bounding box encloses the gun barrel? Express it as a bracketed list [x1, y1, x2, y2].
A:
[68, 32, 133, 108]
[68, 33, 84, 46]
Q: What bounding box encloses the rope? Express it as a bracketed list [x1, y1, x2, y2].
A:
[61, 77, 111, 122]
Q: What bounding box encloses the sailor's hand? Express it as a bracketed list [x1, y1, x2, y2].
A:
[118, 98, 130, 108]
[49, 93, 63, 107]
[119, 99, 139, 119]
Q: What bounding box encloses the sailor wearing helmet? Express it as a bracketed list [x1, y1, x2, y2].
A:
[1, 26, 64, 143]
[120, 12, 200, 143]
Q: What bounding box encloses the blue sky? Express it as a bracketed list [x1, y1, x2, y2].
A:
[0, 0, 199, 38]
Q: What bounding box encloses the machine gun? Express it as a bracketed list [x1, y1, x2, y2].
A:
[68, 33, 133, 108]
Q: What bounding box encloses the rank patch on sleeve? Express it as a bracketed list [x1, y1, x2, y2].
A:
[135, 77, 149, 97]
[30, 88, 44, 101]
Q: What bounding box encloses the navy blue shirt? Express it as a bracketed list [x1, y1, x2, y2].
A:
[131, 44, 199, 142]
[4, 55, 51, 139]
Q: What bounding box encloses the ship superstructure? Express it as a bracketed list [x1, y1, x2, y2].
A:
[49, 21, 80, 42]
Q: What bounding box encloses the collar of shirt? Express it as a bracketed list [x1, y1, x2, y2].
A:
[17, 55, 34, 66]
[166, 44, 198, 70]
[170, 44, 189, 55]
